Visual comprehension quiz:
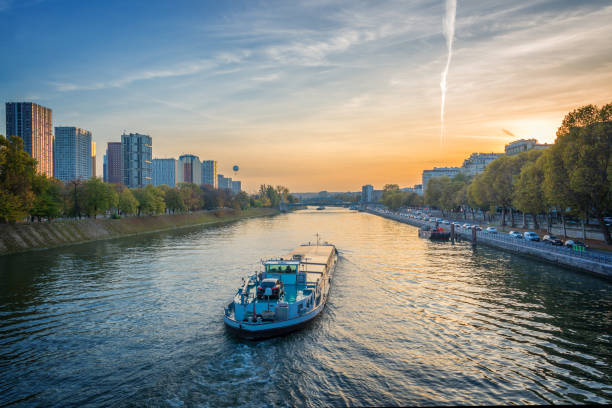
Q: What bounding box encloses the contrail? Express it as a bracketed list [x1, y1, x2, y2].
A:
[440, 0, 457, 144]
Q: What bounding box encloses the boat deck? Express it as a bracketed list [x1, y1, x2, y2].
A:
[237, 283, 314, 305]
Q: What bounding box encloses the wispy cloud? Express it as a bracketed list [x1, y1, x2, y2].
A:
[52, 52, 252, 92]
[251, 73, 280, 82]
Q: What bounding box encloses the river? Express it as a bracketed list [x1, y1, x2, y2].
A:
[1, 207, 611, 406]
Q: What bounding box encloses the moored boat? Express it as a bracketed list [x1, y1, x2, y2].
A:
[224, 242, 338, 339]
[418, 225, 450, 240]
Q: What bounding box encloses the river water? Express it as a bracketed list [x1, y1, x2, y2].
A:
[1, 208, 611, 406]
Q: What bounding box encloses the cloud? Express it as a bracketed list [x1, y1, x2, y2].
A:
[52, 52, 251, 91]
[251, 73, 280, 82]
[501, 129, 515, 137]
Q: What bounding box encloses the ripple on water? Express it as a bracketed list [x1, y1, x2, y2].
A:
[0, 209, 611, 406]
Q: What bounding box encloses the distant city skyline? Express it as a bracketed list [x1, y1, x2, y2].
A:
[1, 0, 611, 191]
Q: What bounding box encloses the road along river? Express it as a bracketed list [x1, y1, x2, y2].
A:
[1, 207, 611, 406]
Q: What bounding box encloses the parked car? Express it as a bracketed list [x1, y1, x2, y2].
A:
[508, 231, 522, 239]
[565, 240, 589, 250]
[485, 226, 498, 233]
[442, 220, 451, 225]
[474, 225, 482, 231]
[257, 278, 284, 299]
[436, 218, 443, 223]
[523, 232, 540, 241]
[463, 223, 472, 229]
[543, 235, 563, 246]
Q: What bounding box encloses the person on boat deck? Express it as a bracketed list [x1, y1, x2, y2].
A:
[285, 266, 292, 273]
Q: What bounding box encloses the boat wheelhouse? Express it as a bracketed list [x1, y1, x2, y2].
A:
[224, 242, 338, 339]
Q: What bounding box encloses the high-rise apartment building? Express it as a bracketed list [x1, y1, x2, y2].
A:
[231, 180, 241, 194]
[153, 158, 176, 187]
[53, 127, 92, 181]
[201, 160, 218, 188]
[361, 184, 374, 203]
[217, 174, 232, 190]
[103, 153, 108, 182]
[121, 133, 153, 188]
[5, 102, 54, 176]
[177, 154, 202, 185]
[106, 142, 123, 184]
[91, 141, 96, 178]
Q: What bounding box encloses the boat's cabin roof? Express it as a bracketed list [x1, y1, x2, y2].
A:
[263, 260, 299, 274]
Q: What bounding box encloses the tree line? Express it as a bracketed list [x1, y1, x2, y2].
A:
[0, 135, 294, 223]
[420, 103, 612, 243]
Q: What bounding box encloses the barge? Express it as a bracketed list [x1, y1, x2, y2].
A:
[418, 225, 450, 240]
[224, 242, 338, 339]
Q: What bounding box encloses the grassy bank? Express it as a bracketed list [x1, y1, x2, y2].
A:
[0, 207, 279, 256]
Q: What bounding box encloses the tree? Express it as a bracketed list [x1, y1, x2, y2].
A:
[545, 122, 612, 242]
[30, 175, 63, 221]
[118, 188, 139, 215]
[543, 102, 612, 242]
[178, 183, 202, 211]
[556, 104, 611, 139]
[0, 135, 37, 222]
[474, 152, 538, 226]
[133, 185, 166, 215]
[233, 191, 251, 210]
[424, 177, 449, 211]
[81, 178, 118, 218]
[468, 174, 490, 221]
[164, 188, 185, 213]
[513, 157, 546, 229]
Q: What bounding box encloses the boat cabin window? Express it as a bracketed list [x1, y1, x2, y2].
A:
[266, 264, 298, 273]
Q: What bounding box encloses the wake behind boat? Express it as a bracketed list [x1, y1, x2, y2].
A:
[224, 241, 338, 340]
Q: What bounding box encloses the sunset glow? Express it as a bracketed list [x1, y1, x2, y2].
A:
[1, 0, 611, 191]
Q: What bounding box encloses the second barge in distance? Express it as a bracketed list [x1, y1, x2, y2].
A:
[224, 242, 338, 340]
[418, 225, 450, 240]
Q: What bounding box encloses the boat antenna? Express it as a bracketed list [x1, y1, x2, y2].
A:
[316, 233, 320, 246]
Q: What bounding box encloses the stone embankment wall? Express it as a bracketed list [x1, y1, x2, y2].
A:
[0, 208, 278, 256]
[366, 209, 612, 280]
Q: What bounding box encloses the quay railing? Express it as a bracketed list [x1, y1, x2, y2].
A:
[368, 208, 612, 266]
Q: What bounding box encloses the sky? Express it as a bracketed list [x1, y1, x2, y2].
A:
[1, 0, 611, 193]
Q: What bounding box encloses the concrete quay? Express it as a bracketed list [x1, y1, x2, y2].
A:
[365, 208, 612, 281]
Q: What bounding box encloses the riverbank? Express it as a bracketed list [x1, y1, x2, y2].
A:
[366, 208, 612, 280]
[0, 207, 279, 256]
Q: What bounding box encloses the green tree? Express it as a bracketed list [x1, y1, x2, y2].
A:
[81, 178, 118, 218]
[545, 122, 612, 242]
[513, 157, 546, 229]
[233, 191, 251, 210]
[30, 175, 63, 221]
[0, 135, 37, 222]
[556, 103, 612, 139]
[468, 174, 490, 221]
[165, 188, 185, 213]
[133, 185, 166, 215]
[543, 102, 612, 242]
[424, 177, 449, 212]
[118, 188, 139, 215]
[178, 183, 202, 211]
